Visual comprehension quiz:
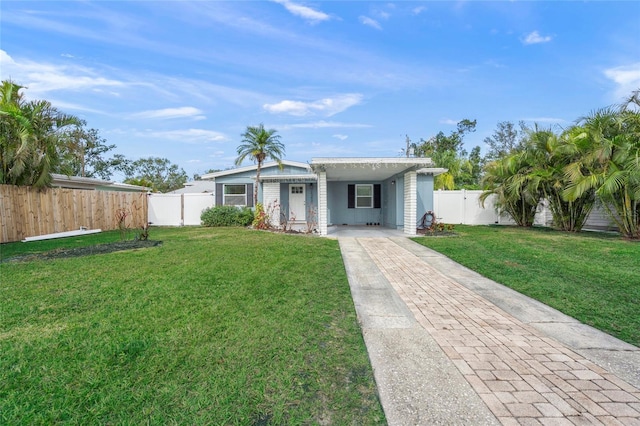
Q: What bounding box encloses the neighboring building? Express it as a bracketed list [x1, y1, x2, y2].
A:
[196, 158, 445, 236]
[51, 174, 150, 192]
[169, 180, 216, 194]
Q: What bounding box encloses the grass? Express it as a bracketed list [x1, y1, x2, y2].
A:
[0, 227, 385, 425]
[412, 225, 640, 347]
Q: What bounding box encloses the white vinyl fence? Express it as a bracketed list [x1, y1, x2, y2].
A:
[148, 190, 616, 230]
[433, 190, 616, 230]
[148, 193, 214, 226]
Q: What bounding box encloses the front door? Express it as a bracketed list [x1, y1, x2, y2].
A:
[289, 184, 306, 221]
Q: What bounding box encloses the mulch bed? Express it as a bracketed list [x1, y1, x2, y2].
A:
[4, 240, 162, 263]
[416, 229, 457, 237]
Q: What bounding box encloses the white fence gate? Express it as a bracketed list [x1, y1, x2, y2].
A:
[148, 193, 214, 226]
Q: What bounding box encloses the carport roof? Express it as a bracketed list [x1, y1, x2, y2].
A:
[310, 157, 445, 181]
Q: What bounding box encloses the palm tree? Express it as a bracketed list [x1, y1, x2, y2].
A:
[0, 80, 79, 188]
[562, 101, 640, 239]
[524, 127, 596, 232]
[235, 124, 285, 205]
[480, 150, 542, 227]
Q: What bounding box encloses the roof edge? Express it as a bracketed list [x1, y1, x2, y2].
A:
[201, 160, 310, 180]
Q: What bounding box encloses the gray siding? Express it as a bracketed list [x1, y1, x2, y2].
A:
[417, 174, 435, 219]
[327, 181, 383, 225]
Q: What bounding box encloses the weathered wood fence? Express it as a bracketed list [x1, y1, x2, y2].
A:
[0, 185, 148, 243]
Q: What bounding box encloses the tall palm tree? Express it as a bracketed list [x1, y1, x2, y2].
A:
[563, 102, 640, 239]
[235, 124, 285, 205]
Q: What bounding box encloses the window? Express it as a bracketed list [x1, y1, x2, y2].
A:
[224, 184, 247, 206]
[348, 184, 381, 209]
[356, 184, 373, 208]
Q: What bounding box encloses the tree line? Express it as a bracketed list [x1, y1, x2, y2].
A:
[406, 90, 639, 239]
[0, 80, 188, 192]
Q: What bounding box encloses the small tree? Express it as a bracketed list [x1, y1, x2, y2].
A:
[235, 124, 285, 205]
[122, 157, 188, 193]
[480, 151, 542, 227]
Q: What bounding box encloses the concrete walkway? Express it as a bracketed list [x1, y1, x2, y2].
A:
[338, 236, 640, 425]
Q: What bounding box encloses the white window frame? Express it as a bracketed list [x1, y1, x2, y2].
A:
[355, 184, 373, 208]
[223, 184, 247, 206]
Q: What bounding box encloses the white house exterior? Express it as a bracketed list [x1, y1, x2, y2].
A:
[195, 158, 445, 236]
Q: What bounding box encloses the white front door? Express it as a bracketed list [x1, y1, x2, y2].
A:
[289, 184, 306, 221]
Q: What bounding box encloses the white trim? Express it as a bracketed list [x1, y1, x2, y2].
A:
[355, 184, 374, 208]
[201, 160, 310, 180]
[258, 174, 317, 182]
[311, 157, 434, 166]
[223, 184, 247, 206]
[416, 167, 448, 176]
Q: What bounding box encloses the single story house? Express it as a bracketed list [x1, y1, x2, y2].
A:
[51, 173, 150, 192]
[198, 158, 445, 236]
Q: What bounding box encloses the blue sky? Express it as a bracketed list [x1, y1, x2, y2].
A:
[1, 1, 639, 181]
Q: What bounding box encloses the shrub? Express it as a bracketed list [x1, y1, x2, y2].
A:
[252, 203, 271, 230]
[201, 206, 254, 227]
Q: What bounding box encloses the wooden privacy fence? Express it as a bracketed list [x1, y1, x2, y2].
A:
[0, 185, 148, 243]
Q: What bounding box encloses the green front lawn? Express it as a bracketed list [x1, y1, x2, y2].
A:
[413, 225, 640, 347]
[1, 227, 384, 424]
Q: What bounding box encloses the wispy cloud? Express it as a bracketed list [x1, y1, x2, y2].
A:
[333, 134, 348, 140]
[521, 117, 567, 124]
[359, 16, 382, 30]
[604, 63, 640, 100]
[131, 107, 205, 120]
[287, 120, 372, 129]
[0, 49, 125, 97]
[522, 31, 552, 45]
[140, 129, 227, 143]
[272, 0, 330, 23]
[412, 6, 427, 15]
[439, 118, 459, 125]
[264, 94, 363, 117]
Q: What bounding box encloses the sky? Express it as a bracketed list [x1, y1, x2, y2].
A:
[1, 1, 639, 181]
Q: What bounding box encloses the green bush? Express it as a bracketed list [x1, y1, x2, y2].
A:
[201, 206, 254, 227]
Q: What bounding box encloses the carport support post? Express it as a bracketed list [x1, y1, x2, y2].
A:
[318, 171, 327, 235]
[404, 171, 417, 235]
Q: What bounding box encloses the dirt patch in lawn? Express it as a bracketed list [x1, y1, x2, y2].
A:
[3, 240, 162, 263]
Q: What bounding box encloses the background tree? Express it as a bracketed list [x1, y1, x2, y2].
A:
[457, 145, 483, 189]
[123, 157, 188, 193]
[192, 168, 222, 181]
[483, 121, 528, 161]
[1, 80, 80, 188]
[235, 123, 285, 205]
[410, 119, 481, 189]
[57, 123, 125, 180]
